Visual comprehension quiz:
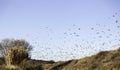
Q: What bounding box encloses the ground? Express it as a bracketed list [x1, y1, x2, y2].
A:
[0, 48, 120, 70]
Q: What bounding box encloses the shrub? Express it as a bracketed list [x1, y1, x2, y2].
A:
[20, 60, 43, 70]
[5, 46, 28, 65]
[0, 39, 32, 57]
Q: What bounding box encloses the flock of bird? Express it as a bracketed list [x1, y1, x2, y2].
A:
[17, 11, 120, 61]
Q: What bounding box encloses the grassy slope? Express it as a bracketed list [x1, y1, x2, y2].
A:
[50, 48, 120, 70]
[0, 48, 120, 70]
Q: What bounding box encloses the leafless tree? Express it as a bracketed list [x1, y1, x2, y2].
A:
[0, 38, 32, 57]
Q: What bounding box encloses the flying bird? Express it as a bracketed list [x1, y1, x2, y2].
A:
[116, 20, 118, 23]
[91, 28, 94, 30]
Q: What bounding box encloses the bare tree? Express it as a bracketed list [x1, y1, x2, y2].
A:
[0, 38, 32, 57]
[0, 39, 13, 57]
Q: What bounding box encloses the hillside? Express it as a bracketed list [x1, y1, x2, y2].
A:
[0, 48, 120, 70]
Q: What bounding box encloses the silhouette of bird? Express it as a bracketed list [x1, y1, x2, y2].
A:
[91, 28, 94, 30]
[112, 15, 115, 17]
[96, 32, 99, 34]
[117, 26, 120, 28]
[76, 35, 79, 37]
[73, 32, 76, 35]
[78, 28, 81, 30]
[116, 20, 118, 23]
[108, 29, 111, 31]
[73, 24, 76, 26]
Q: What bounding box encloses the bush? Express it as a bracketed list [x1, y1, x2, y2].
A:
[0, 39, 32, 57]
[20, 60, 43, 70]
[5, 47, 28, 65]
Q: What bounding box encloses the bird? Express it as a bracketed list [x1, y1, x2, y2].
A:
[108, 29, 111, 31]
[91, 28, 94, 30]
[116, 20, 118, 23]
[78, 28, 81, 30]
[112, 15, 115, 17]
[117, 26, 120, 28]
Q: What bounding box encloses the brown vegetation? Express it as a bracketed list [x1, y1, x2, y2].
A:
[0, 39, 32, 57]
[0, 48, 120, 70]
[5, 47, 28, 65]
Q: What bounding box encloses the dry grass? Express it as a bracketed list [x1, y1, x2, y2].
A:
[57, 49, 120, 70]
[0, 65, 20, 70]
[0, 48, 120, 70]
[5, 47, 28, 65]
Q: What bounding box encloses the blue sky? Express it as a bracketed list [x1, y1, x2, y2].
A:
[0, 0, 120, 61]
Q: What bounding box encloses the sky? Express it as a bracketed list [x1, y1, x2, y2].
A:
[0, 0, 120, 61]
